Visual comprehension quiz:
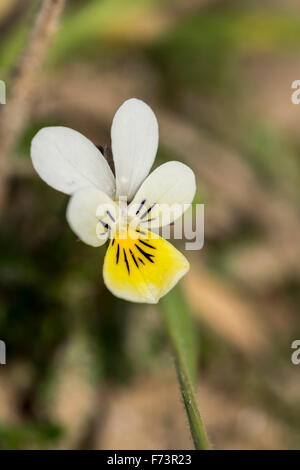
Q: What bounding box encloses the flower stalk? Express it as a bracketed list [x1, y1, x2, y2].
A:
[174, 355, 211, 450]
[160, 286, 211, 450]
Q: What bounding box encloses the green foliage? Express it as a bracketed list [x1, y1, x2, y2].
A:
[0, 1, 40, 76]
[0, 421, 63, 450]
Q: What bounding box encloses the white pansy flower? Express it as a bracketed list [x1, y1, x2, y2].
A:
[31, 98, 196, 303]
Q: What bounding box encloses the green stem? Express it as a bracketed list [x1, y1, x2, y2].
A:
[160, 286, 211, 450]
[174, 355, 211, 450]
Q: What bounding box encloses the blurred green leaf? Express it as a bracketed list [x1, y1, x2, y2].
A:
[0, 421, 63, 450]
[50, 0, 162, 65]
[0, 0, 40, 76]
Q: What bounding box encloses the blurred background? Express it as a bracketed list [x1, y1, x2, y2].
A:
[0, 0, 300, 450]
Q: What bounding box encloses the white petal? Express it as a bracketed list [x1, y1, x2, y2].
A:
[66, 188, 117, 247]
[111, 98, 158, 200]
[128, 161, 196, 229]
[31, 127, 115, 197]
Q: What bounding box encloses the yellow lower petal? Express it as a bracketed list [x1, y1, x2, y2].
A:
[103, 227, 189, 303]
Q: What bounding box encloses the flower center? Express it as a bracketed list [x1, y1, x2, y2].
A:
[95, 197, 158, 241]
[95, 198, 133, 240]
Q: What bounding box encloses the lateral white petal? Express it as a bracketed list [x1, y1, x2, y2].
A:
[111, 98, 158, 200]
[66, 188, 117, 247]
[128, 161, 196, 229]
[31, 126, 115, 196]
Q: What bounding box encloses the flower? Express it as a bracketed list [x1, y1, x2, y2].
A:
[30, 98, 196, 303]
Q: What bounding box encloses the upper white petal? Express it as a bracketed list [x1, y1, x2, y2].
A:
[128, 161, 196, 228]
[31, 126, 115, 197]
[66, 187, 116, 247]
[111, 98, 158, 200]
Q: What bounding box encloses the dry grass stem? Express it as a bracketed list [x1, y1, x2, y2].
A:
[0, 0, 66, 213]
